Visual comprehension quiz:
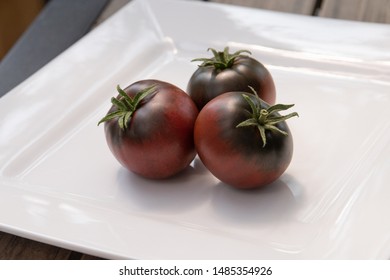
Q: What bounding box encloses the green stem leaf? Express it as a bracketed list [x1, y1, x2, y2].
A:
[97, 111, 125, 126]
[267, 103, 295, 115]
[258, 126, 267, 148]
[266, 112, 299, 125]
[191, 46, 252, 70]
[236, 118, 258, 128]
[98, 84, 157, 130]
[236, 89, 298, 147]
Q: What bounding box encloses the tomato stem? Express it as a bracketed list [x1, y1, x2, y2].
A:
[258, 109, 269, 124]
[97, 85, 157, 130]
[236, 91, 298, 147]
[191, 46, 251, 70]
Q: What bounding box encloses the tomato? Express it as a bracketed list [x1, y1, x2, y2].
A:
[98, 79, 198, 179]
[194, 90, 298, 189]
[187, 47, 276, 110]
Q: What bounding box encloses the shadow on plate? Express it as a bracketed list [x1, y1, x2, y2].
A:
[115, 157, 214, 213]
[210, 176, 303, 226]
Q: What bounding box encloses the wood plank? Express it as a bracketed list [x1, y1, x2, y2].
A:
[0, 231, 104, 260]
[210, 0, 317, 15]
[319, 0, 390, 23]
[0, 231, 71, 260]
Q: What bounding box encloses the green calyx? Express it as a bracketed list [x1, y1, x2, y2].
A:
[236, 89, 299, 148]
[98, 84, 156, 130]
[191, 46, 251, 70]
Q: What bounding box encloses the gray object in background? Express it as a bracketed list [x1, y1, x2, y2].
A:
[0, 0, 109, 97]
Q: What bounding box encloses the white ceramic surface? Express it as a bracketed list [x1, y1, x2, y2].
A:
[0, 0, 390, 259]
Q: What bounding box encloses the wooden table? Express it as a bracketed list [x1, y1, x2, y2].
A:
[0, 0, 389, 260]
[213, 0, 390, 23]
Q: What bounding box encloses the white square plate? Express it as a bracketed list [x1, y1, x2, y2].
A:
[1, 0, 390, 259]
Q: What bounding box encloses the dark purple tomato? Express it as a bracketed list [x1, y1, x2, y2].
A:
[187, 47, 276, 110]
[194, 90, 298, 189]
[98, 79, 198, 179]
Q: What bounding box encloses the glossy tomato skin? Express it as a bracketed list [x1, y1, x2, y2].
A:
[194, 91, 293, 189]
[187, 56, 276, 110]
[103, 79, 198, 179]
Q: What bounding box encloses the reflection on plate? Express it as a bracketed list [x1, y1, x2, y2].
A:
[0, 0, 389, 259]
